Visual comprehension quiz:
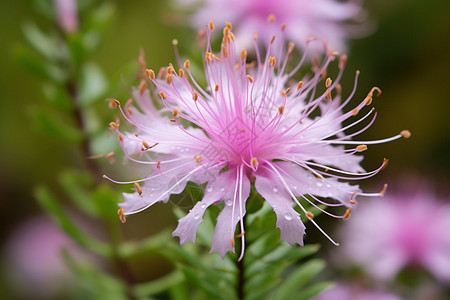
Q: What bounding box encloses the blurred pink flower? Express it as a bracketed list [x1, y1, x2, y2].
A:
[106, 23, 408, 259]
[3, 215, 89, 298]
[336, 183, 450, 282]
[313, 283, 403, 300]
[53, 0, 78, 33]
[177, 0, 367, 52]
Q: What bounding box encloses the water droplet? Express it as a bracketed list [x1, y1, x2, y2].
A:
[151, 188, 155, 191]
[284, 212, 293, 220]
[293, 186, 298, 190]
[194, 214, 200, 220]
[326, 184, 331, 188]
[185, 148, 190, 152]
[272, 186, 279, 193]
[220, 187, 225, 192]
[200, 204, 206, 209]
[225, 199, 232, 206]
[180, 149, 184, 152]
[207, 186, 213, 192]
[316, 182, 323, 187]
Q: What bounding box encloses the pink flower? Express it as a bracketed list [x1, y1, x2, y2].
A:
[105, 23, 409, 259]
[336, 181, 450, 282]
[176, 0, 366, 52]
[313, 283, 403, 300]
[53, 0, 78, 33]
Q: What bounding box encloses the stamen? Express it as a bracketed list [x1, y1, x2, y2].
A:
[172, 109, 179, 117]
[125, 98, 133, 115]
[306, 211, 314, 220]
[139, 81, 147, 95]
[184, 60, 190, 69]
[105, 152, 115, 164]
[380, 184, 388, 196]
[215, 84, 219, 92]
[226, 22, 232, 30]
[400, 130, 411, 138]
[118, 208, 126, 223]
[268, 14, 275, 23]
[194, 155, 202, 163]
[270, 36, 275, 44]
[326, 77, 332, 88]
[246, 75, 254, 83]
[326, 90, 332, 101]
[146, 69, 155, 80]
[142, 141, 158, 150]
[178, 68, 184, 78]
[230, 238, 235, 248]
[205, 52, 214, 64]
[109, 122, 119, 130]
[118, 135, 124, 142]
[278, 105, 285, 114]
[159, 91, 167, 100]
[297, 81, 304, 91]
[209, 21, 214, 31]
[287, 42, 295, 55]
[356, 145, 368, 152]
[157, 67, 166, 79]
[250, 157, 258, 167]
[167, 65, 174, 74]
[281, 23, 286, 31]
[235, 231, 245, 238]
[166, 74, 173, 85]
[192, 91, 198, 101]
[241, 49, 247, 60]
[339, 55, 348, 69]
[134, 182, 142, 196]
[253, 32, 258, 40]
[343, 208, 351, 220]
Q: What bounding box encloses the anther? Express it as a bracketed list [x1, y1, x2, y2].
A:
[326, 90, 332, 101]
[381, 158, 389, 170]
[268, 14, 275, 22]
[253, 32, 258, 40]
[142, 141, 151, 150]
[281, 23, 286, 31]
[380, 184, 388, 197]
[287, 42, 295, 55]
[336, 84, 342, 94]
[159, 91, 167, 100]
[222, 46, 228, 58]
[146, 69, 155, 80]
[400, 130, 411, 138]
[241, 49, 247, 60]
[167, 65, 175, 75]
[205, 52, 214, 64]
[235, 231, 245, 238]
[109, 122, 119, 130]
[343, 208, 351, 220]
[329, 50, 339, 57]
[215, 84, 219, 92]
[106, 98, 118, 109]
[246, 75, 254, 83]
[157, 67, 166, 79]
[172, 109, 179, 117]
[184, 60, 190, 69]
[209, 21, 214, 31]
[170, 119, 176, 122]
[134, 133, 138, 137]
[192, 91, 198, 101]
[356, 145, 368, 152]
[172, 39, 178, 46]
[139, 81, 147, 95]
[166, 74, 173, 85]
[297, 81, 304, 91]
[278, 105, 285, 114]
[230, 238, 235, 248]
[155, 160, 161, 169]
[226, 22, 232, 30]
[339, 55, 348, 69]
[306, 211, 314, 220]
[250, 157, 258, 167]
[126, 98, 133, 115]
[270, 36, 276, 44]
[105, 152, 114, 163]
[326, 77, 332, 88]
[118, 135, 124, 142]
[349, 200, 356, 204]
[134, 182, 142, 196]
[118, 208, 126, 223]
[194, 155, 202, 163]
[178, 68, 184, 78]
[352, 108, 359, 116]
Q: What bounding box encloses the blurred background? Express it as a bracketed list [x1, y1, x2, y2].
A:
[0, 0, 449, 299]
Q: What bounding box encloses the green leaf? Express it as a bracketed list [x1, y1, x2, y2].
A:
[41, 83, 74, 111]
[294, 281, 334, 300]
[179, 265, 230, 300]
[35, 186, 112, 258]
[168, 282, 191, 300]
[62, 250, 128, 300]
[31, 106, 83, 143]
[78, 62, 108, 106]
[22, 22, 68, 61]
[92, 185, 121, 222]
[118, 229, 173, 259]
[186, 181, 204, 203]
[133, 271, 184, 298]
[263, 244, 320, 264]
[273, 259, 326, 300]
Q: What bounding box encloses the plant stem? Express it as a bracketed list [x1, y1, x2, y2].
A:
[237, 216, 247, 300]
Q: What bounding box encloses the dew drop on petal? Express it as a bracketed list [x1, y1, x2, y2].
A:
[220, 187, 225, 192]
[200, 203, 206, 209]
[207, 186, 213, 192]
[225, 199, 232, 206]
[194, 214, 200, 220]
[326, 183, 331, 188]
[284, 212, 293, 220]
[273, 186, 279, 193]
[316, 182, 323, 187]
